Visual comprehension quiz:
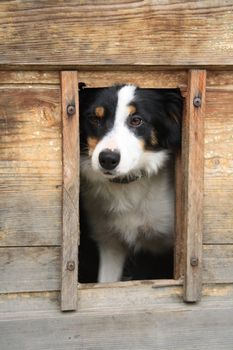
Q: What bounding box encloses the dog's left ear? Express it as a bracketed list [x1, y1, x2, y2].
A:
[162, 90, 183, 150]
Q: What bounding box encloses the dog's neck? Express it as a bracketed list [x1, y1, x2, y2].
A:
[109, 173, 143, 184]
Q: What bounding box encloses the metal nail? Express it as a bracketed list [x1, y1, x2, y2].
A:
[190, 256, 199, 267]
[193, 96, 202, 108]
[67, 104, 76, 117]
[66, 260, 75, 271]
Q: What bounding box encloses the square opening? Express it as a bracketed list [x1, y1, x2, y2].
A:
[78, 83, 184, 284]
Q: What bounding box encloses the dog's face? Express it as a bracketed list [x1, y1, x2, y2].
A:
[80, 85, 183, 182]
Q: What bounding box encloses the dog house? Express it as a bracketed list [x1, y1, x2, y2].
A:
[1, 1, 233, 349]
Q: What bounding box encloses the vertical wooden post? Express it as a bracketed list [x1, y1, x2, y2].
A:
[61, 71, 79, 311]
[183, 69, 206, 302]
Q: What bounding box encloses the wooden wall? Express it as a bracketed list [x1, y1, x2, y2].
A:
[0, 70, 233, 297]
[0, 72, 62, 294]
[204, 72, 233, 283]
[0, 1, 233, 348]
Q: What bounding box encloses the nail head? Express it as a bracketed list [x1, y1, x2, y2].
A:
[66, 260, 75, 271]
[190, 256, 199, 267]
[67, 104, 76, 117]
[193, 96, 202, 108]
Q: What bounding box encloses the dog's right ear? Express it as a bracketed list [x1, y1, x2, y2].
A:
[162, 90, 183, 150]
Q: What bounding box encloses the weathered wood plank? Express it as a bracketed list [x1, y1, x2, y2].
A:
[1, 284, 233, 314]
[0, 1, 233, 67]
[0, 71, 59, 84]
[203, 245, 233, 284]
[207, 71, 233, 91]
[61, 71, 79, 311]
[204, 90, 233, 243]
[182, 70, 206, 302]
[78, 70, 187, 88]
[0, 87, 61, 163]
[0, 284, 182, 314]
[0, 292, 60, 313]
[1, 305, 233, 350]
[0, 247, 60, 293]
[0, 191, 61, 246]
[0, 86, 62, 246]
[0, 244, 231, 294]
[0, 161, 61, 191]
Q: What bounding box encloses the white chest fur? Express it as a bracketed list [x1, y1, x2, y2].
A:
[81, 166, 174, 253]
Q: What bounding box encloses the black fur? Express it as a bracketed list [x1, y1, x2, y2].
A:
[79, 86, 183, 153]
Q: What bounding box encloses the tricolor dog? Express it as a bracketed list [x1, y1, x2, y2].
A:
[79, 85, 183, 283]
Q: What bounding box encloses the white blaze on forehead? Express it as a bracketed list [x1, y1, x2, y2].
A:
[115, 85, 136, 126]
[91, 84, 145, 175]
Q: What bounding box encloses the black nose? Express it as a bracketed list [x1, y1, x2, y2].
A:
[99, 149, 120, 171]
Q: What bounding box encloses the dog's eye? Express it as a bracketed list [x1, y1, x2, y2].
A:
[128, 115, 143, 127]
[88, 116, 102, 127]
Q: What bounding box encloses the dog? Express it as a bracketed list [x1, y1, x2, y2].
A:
[79, 84, 183, 283]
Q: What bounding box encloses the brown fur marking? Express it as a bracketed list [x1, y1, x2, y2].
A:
[151, 129, 158, 146]
[95, 106, 105, 119]
[128, 104, 137, 115]
[139, 139, 146, 149]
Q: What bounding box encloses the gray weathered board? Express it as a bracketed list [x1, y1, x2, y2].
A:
[1, 290, 233, 350]
[0, 1, 233, 67]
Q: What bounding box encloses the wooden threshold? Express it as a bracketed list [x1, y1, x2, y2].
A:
[78, 279, 183, 290]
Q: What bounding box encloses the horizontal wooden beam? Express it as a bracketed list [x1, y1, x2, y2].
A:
[77, 70, 187, 89]
[1, 304, 233, 350]
[0, 1, 233, 67]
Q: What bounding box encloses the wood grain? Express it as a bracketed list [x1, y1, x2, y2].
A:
[78, 70, 187, 89]
[207, 71, 233, 91]
[0, 247, 60, 293]
[2, 284, 233, 314]
[0, 71, 59, 84]
[0, 86, 62, 246]
[0, 243, 231, 294]
[61, 71, 79, 311]
[204, 90, 233, 243]
[1, 305, 233, 350]
[182, 70, 206, 302]
[0, 1, 233, 67]
[203, 245, 233, 284]
[0, 291, 60, 314]
[0, 191, 61, 246]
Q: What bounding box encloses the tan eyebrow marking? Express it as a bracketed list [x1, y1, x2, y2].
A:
[95, 106, 105, 119]
[128, 104, 137, 115]
[151, 129, 158, 146]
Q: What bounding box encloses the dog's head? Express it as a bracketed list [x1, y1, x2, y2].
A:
[80, 85, 183, 182]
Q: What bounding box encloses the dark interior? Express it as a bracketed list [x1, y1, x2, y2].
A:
[78, 203, 174, 283]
